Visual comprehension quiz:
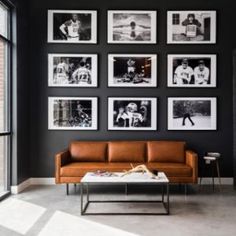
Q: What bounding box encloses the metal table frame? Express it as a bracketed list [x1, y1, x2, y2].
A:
[80, 182, 170, 215]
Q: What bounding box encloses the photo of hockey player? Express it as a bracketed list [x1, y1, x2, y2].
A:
[48, 10, 97, 43]
[107, 11, 156, 44]
[167, 54, 216, 87]
[167, 11, 216, 44]
[48, 97, 98, 130]
[48, 54, 97, 87]
[108, 54, 157, 87]
[168, 97, 217, 130]
[108, 97, 157, 130]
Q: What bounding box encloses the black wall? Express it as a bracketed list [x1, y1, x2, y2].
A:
[27, 0, 236, 178]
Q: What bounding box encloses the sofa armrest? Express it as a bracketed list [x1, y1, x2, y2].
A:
[55, 149, 71, 184]
[185, 150, 198, 183]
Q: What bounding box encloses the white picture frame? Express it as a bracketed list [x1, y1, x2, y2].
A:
[168, 97, 217, 130]
[108, 97, 157, 130]
[167, 10, 216, 44]
[48, 97, 98, 130]
[107, 10, 157, 44]
[108, 54, 157, 87]
[167, 54, 217, 87]
[48, 54, 98, 87]
[47, 10, 97, 43]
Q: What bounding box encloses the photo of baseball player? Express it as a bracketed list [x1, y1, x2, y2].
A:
[168, 54, 216, 87]
[173, 58, 194, 85]
[194, 60, 210, 85]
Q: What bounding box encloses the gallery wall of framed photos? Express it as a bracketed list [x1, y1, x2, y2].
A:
[28, 0, 236, 177]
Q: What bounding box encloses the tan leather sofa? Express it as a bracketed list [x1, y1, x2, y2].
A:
[55, 141, 198, 189]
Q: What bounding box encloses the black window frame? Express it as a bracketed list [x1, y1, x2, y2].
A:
[0, 0, 13, 200]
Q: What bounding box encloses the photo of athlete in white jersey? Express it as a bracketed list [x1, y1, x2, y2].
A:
[48, 10, 97, 43]
[174, 59, 193, 85]
[194, 60, 210, 85]
[55, 59, 69, 84]
[59, 14, 81, 42]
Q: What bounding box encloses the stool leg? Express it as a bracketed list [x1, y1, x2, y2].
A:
[216, 160, 222, 191]
[211, 162, 215, 191]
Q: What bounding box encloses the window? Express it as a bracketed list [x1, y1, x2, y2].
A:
[0, 1, 11, 198]
[172, 14, 180, 25]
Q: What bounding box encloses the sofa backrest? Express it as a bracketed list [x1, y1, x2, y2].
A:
[147, 141, 186, 163]
[69, 141, 107, 162]
[108, 141, 146, 162]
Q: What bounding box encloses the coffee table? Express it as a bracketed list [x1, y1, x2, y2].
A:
[80, 172, 170, 215]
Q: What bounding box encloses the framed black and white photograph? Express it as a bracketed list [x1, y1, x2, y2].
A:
[168, 97, 217, 130]
[107, 10, 157, 44]
[167, 54, 217, 87]
[47, 10, 97, 43]
[48, 54, 98, 87]
[108, 97, 157, 130]
[108, 54, 157, 87]
[48, 97, 98, 130]
[167, 11, 216, 44]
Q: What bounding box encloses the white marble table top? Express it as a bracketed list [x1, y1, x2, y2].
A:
[81, 172, 169, 184]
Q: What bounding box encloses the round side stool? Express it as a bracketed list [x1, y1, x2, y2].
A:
[199, 152, 221, 191]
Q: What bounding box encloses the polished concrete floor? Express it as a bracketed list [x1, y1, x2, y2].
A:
[0, 184, 235, 236]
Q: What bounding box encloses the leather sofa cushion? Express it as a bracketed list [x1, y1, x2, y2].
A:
[147, 141, 186, 163]
[147, 163, 192, 177]
[60, 162, 142, 177]
[60, 162, 192, 178]
[108, 141, 146, 162]
[69, 141, 107, 162]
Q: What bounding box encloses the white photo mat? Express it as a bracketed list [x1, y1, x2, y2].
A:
[107, 10, 157, 44]
[108, 97, 157, 130]
[168, 97, 217, 130]
[48, 54, 98, 87]
[108, 54, 157, 87]
[48, 97, 98, 130]
[47, 10, 97, 43]
[167, 10, 216, 44]
[167, 54, 217, 87]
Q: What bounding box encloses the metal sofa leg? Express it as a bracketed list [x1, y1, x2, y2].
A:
[125, 184, 128, 195]
[185, 184, 188, 195]
[66, 184, 69, 195]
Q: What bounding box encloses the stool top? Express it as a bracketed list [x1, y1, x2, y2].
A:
[203, 156, 217, 161]
[206, 152, 221, 158]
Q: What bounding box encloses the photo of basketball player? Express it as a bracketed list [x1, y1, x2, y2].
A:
[108, 54, 157, 87]
[108, 11, 156, 44]
[168, 97, 217, 130]
[167, 11, 216, 44]
[48, 54, 97, 87]
[48, 10, 97, 43]
[168, 54, 216, 87]
[48, 97, 98, 130]
[108, 97, 157, 130]
[59, 14, 82, 42]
